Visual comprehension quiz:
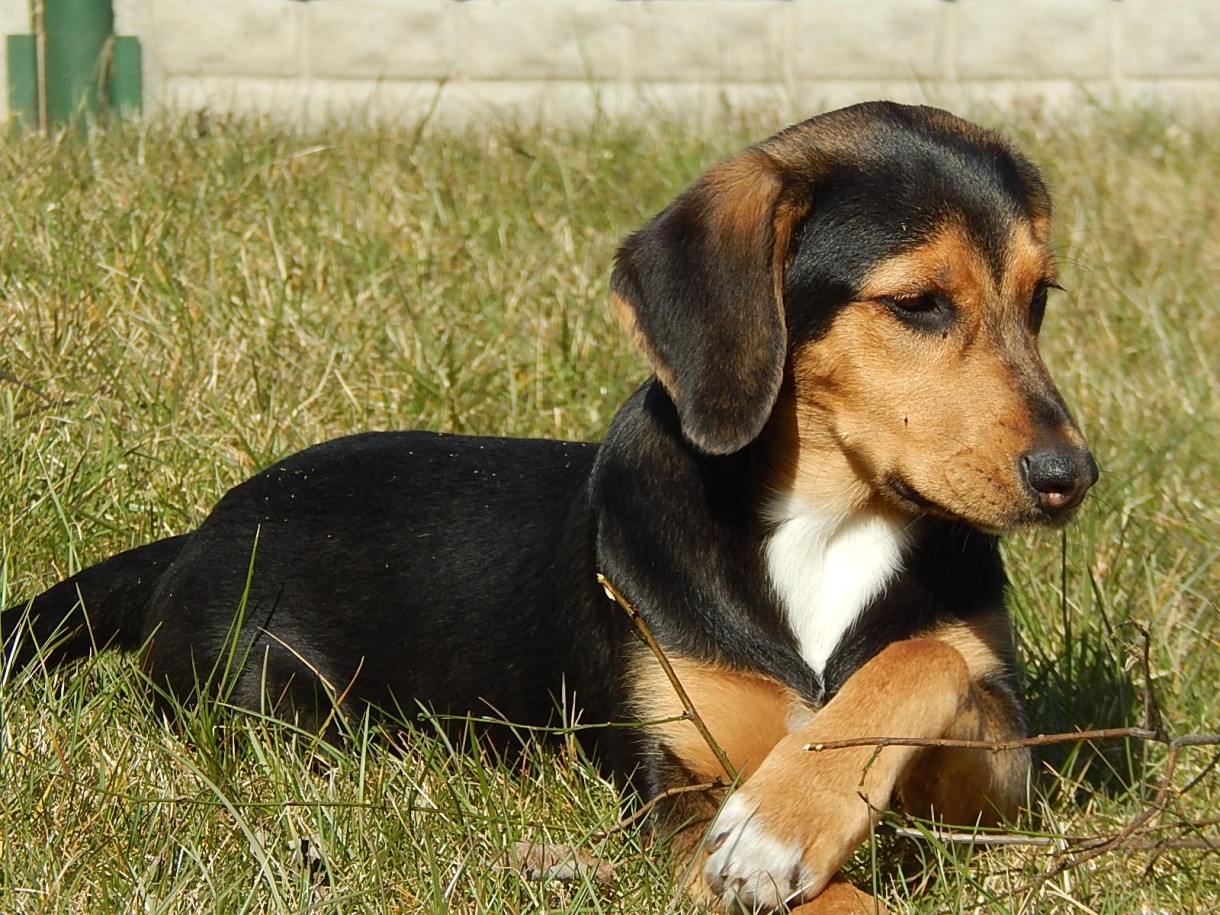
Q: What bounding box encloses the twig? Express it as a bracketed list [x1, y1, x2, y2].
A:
[1127, 620, 1165, 737]
[804, 722, 1220, 885]
[1039, 740, 1183, 882]
[597, 573, 738, 782]
[592, 578, 1219, 894]
[592, 780, 724, 839]
[801, 727, 1220, 754]
[1181, 747, 1220, 796]
[886, 824, 1217, 850]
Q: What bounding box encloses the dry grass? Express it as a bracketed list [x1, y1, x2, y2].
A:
[1, 106, 1217, 912]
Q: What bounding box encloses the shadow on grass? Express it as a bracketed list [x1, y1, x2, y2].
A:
[1022, 621, 1144, 804]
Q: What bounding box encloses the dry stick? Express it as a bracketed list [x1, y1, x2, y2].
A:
[592, 780, 723, 840]
[1182, 746, 1220, 797]
[800, 727, 1220, 754]
[1129, 620, 1166, 736]
[887, 826, 1218, 851]
[809, 731, 1220, 826]
[597, 573, 738, 783]
[885, 826, 1216, 850]
[861, 727, 1218, 893]
[891, 811, 1220, 851]
[598, 575, 1219, 877]
[803, 686, 1220, 878]
[1037, 740, 1185, 885]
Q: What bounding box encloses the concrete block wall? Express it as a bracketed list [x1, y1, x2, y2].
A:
[5, 0, 1220, 126]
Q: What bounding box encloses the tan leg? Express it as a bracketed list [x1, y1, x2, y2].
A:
[791, 879, 890, 915]
[631, 615, 1026, 912]
[632, 654, 895, 912]
[628, 653, 807, 904]
[702, 620, 1029, 912]
[897, 615, 1030, 825]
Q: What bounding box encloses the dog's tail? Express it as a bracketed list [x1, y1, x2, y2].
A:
[2, 534, 189, 676]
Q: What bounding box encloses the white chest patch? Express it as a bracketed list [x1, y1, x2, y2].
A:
[764, 494, 910, 678]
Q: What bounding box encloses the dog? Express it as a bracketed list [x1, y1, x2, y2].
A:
[3, 102, 1096, 912]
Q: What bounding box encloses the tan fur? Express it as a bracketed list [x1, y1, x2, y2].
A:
[629, 653, 806, 905]
[628, 651, 806, 782]
[778, 222, 1086, 531]
[791, 880, 891, 915]
[756, 379, 891, 517]
[760, 108, 885, 176]
[771, 194, 812, 318]
[608, 289, 679, 395]
[626, 484, 1035, 905]
[898, 614, 1030, 823]
[678, 633, 1029, 905]
[701, 151, 786, 259]
[687, 867, 890, 915]
[700, 151, 813, 353]
[922, 610, 1015, 682]
[698, 151, 821, 354]
[719, 638, 974, 899]
[999, 219, 1059, 303]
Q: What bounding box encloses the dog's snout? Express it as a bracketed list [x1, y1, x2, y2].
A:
[1020, 443, 1098, 518]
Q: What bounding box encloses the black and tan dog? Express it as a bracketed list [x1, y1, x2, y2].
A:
[3, 102, 1096, 911]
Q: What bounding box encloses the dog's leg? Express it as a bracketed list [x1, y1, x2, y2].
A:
[790, 879, 890, 914]
[702, 615, 1026, 911]
[632, 656, 889, 912]
[628, 654, 806, 901]
[894, 614, 1029, 825]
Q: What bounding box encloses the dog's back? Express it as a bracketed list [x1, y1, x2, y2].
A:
[4, 430, 627, 753]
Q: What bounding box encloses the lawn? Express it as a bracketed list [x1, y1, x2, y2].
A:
[1, 106, 1217, 913]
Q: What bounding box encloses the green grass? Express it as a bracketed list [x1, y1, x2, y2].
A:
[1, 106, 1217, 912]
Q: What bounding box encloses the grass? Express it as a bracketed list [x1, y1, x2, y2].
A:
[1, 105, 1217, 912]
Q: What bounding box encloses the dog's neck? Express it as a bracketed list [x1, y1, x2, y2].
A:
[763, 491, 912, 679]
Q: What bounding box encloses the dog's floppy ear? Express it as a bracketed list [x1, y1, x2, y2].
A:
[610, 148, 811, 455]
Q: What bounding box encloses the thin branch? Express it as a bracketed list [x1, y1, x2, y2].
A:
[1126, 620, 1165, 737]
[801, 727, 1220, 755]
[801, 718, 1220, 883]
[594, 577, 1220, 894]
[597, 573, 738, 783]
[592, 780, 724, 839]
[886, 824, 1218, 851]
[1181, 748, 1220, 796]
[1039, 740, 1183, 882]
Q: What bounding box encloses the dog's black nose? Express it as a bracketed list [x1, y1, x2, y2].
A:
[1020, 443, 1098, 518]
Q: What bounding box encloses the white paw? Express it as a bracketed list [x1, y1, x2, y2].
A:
[703, 792, 817, 912]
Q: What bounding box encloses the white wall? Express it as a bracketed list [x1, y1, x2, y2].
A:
[7, 0, 1220, 126]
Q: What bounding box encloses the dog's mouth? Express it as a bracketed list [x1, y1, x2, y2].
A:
[885, 475, 937, 513]
[882, 473, 1034, 535]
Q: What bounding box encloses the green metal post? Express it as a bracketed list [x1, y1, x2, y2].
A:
[43, 0, 115, 128]
[109, 35, 142, 114]
[5, 35, 40, 127]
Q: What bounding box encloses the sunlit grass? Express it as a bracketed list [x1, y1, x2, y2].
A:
[1, 106, 1217, 912]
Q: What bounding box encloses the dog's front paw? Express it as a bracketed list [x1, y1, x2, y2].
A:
[702, 791, 823, 911]
[702, 770, 872, 912]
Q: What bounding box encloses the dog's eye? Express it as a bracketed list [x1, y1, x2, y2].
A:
[879, 292, 953, 333]
[1029, 284, 1055, 333]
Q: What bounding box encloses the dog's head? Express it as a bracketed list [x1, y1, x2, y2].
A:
[611, 102, 1096, 532]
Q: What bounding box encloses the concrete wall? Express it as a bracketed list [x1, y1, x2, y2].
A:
[5, 0, 1220, 126]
